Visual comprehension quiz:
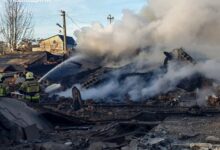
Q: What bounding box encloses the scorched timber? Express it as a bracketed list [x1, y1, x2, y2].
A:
[32, 103, 220, 124]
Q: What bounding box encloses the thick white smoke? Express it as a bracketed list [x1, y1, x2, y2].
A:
[82, 60, 220, 101]
[55, 0, 220, 102]
[75, 0, 220, 63]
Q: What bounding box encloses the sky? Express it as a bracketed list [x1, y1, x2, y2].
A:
[0, 0, 147, 39]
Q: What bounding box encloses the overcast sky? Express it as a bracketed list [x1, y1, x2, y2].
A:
[0, 0, 147, 39]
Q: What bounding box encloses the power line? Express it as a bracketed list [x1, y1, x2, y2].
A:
[71, 19, 91, 24]
[66, 14, 82, 30]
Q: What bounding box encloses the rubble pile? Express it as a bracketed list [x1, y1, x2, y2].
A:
[0, 98, 51, 149]
[41, 48, 214, 104]
[2, 48, 220, 149]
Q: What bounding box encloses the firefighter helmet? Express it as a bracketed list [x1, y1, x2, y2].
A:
[26, 72, 34, 80]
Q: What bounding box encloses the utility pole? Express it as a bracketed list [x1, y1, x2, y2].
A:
[107, 14, 114, 24]
[61, 10, 68, 55]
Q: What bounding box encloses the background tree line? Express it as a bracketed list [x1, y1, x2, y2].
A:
[0, 0, 33, 53]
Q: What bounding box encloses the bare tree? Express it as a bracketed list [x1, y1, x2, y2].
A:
[0, 0, 33, 52]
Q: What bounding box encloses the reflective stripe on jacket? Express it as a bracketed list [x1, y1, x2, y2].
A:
[20, 80, 40, 94]
[25, 93, 40, 102]
[20, 80, 40, 102]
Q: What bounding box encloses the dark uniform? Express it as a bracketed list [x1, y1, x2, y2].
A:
[20, 79, 40, 102]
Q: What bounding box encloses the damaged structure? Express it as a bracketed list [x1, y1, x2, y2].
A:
[1, 48, 220, 150]
[0, 51, 63, 77]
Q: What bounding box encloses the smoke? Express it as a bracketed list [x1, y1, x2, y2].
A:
[195, 60, 220, 82]
[77, 60, 220, 101]
[54, 58, 220, 103]
[196, 88, 213, 106]
[75, 0, 220, 63]
[141, 63, 196, 98]
[74, 9, 162, 65]
[53, 0, 220, 102]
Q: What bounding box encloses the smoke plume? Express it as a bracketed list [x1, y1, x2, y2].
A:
[75, 0, 220, 63]
[55, 0, 220, 102]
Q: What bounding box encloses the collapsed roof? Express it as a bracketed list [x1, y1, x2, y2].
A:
[164, 48, 195, 66]
[45, 48, 213, 101]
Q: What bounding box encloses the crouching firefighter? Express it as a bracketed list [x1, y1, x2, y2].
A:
[19, 72, 40, 102]
[0, 74, 9, 97]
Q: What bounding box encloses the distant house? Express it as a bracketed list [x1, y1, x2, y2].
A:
[17, 40, 32, 52]
[33, 35, 76, 55]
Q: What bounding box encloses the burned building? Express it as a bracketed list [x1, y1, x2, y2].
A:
[0, 52, 63, 77]
[42, 48, 213, 104]
[164, 48, 195, 67]
[2, 48, 220, 150]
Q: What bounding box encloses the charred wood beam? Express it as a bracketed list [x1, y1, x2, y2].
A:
[55, 126, 92, 131]
[118, 121, 161, 126]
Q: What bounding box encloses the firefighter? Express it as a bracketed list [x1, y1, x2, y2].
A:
[19, 72, 40, 102]
[0, 73, 9, 97]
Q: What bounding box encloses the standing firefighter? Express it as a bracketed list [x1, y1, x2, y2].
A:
[20, 72, 40, 102]
[0, 74, 9, 97]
